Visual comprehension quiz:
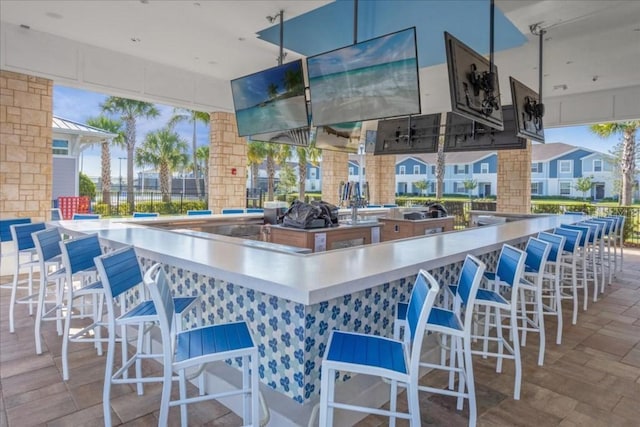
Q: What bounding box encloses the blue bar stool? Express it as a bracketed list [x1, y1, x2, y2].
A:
[59, 234, 106, 379]
[606, 215, 626, 272]
[552, 227, 582, 324]
[32, 227, 67, 354]
[471, 244, 527, 400]
[395, 255, 486, 426]
[132, 212, 159, 218]
[144, 263, 262, 427]
[8, 222, 46, 333]
[72, 213, 101, 220]
[97, 247, 201, 426]
[581, 220, 606, 297]
[0, 218, 31, 289]
[49, 208, 63, 221]
[560, 224, 593, 310]
[536, 231, 566, 344]
[186, 209, 212, 216]
[519, 237, 551, 366]
[320, 269, 440, 427]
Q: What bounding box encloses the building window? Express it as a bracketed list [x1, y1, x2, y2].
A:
[399, 165, 406, 175]
[560, 181, 571, 196]
[349, 167, 354, 175]
[454, 164, 468, 175]
[430, 182, 435, 193]
[559, 160, 572, 174]
[310, 169, 317, 179]
[531, 162, 542, 173]
[531, 182, 543, 195]
[480, 163, 489, 174]
[431, 165, 436, 175]
[593, 159, 602, 172]
[453, 182, 466, 193]
[413, 165, 420, 174]
[52, 139, 69, 155]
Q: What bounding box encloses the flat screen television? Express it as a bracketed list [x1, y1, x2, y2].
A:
[311, 121, 362, 153]
[230, 59, 309, 137]
[444, 31, 504, 131]
[509, 77, 545, 143]
[443, 105, 526, 152]
[374, 113, 441, 155]
[248, 128, 311, 147]
[306, 27, 421, 127]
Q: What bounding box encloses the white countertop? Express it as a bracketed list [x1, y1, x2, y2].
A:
[56, 215, 577, 305]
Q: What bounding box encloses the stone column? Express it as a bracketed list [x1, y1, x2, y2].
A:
[365, 153, 396, 205]
[321, 150, 348, 205]
[0, 70, 53, 221]
[208, 112, 247, 213]
[497, 141, 532, 213]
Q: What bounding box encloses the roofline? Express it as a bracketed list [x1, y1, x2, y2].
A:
[53, 115, 118, 139]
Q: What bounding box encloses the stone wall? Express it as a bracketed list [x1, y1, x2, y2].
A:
[208, 112, 247, 213]
[364, 153, 396, 205]
[497, 142, 532, 213]
[320, 150, 349, 206]
[0, 70, 53, 221]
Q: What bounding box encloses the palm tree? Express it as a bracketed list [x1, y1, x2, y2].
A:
[136, 128, 188, 203]
[85, 116, 125, 204]
[168, 108, 210, 198]
[436, 136, 445, 199]
[267, 83, 278, 100]
[247, 142, 267, 191]
[101, 97, 160, 212]
[196, 145, 210, 198]
[296, 143, 322, 201]
[589, 121, 639, 205]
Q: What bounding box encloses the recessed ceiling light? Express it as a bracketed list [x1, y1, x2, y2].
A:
[544, 36, 552, 41]
[130, 37, 141, 43]
[194, 56, 200, 60]
[543, 73, 550, 77]
[633, 28, 640, 32]
[19, 24, 30, 29]
[140, 0, 149, 4]
[566, 60, 573, 64]
[553, 84, 568, 91]
[238, 37, 246, 41]
[532, 66, 537, 70]
[193, 2, 201, 6]
[45, 12, 63, 19]
[208, 60, 217, 65]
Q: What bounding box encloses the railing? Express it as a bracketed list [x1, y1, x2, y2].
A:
[395, 199, 640, 246]
[92, 191, 208, 216]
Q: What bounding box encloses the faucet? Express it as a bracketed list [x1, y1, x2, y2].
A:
[350, 200, 358, 224]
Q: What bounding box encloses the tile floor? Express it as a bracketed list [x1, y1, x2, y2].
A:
[1, 248, 639, 426]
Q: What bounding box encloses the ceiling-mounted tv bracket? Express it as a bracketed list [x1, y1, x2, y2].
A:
[267, 10, 286, 65]
[528, 22, 547, 129]
[465, 0, 500, 117]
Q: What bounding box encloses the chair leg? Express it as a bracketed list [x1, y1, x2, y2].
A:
[158, 361, 173, 427]
[571, 262, 578, 325]
[448, 334, 457, 390]
[34, 276, 46, 355]
[408, 379, 420, 427]
[536, 286, 545, 366]
[62, 286, 74, 381]
[319, 365, 333, 427]
[390, 379, 398, 427]
[135, 323, 145, 396]
[511, 306, 522, 400]
[495, 307, 504, 374]
[9, 259, 19, 333]
[482, 306, 491, 358]
[455, 337, 465, 411]
[251, 352, 260, 427]
[554, 273, 563, 345]
[242, 355, 250, 423]
[103, 320, 116, 427]
[519, 288, 528, 347]
[463, 335, 477, 427]
[179, 369, 188, 427]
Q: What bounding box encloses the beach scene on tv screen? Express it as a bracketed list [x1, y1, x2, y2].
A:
[231, 60, 308, 137]
[307, 28, 420, 127]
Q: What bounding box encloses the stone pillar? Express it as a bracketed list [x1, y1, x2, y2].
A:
[208, 112, 247, 213]
[321, 150, 348, 206]
[0, 70, 53, 221]
[497, 141, 532, 213]
[365, 153, 396, 205]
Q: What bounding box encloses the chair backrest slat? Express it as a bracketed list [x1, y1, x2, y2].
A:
[133, 212, 159, 218]
[95, 246, 143, 299]
[496, 244, 526, 288]
[406, 270, 439, 376]
[537, 232, 565, 263]
[457, 255, 486, 333]
[187, 210, 212, 216]
[72, 213, 100, 220]
[221, 209, 244, 214]
[553, 227, 581, 254]
[560, 224, 590, 247]
[10, 222, 46, 251]
[33, 228, 62, 262]
[525, 237, 551, 272]
[1, 218, 31, 242]
[246, 208, 264, 213]
[144, 264, 175, 333]
[61, 234, 102, 274]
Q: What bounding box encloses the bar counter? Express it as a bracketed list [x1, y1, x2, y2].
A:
[55, 214, 578, 406]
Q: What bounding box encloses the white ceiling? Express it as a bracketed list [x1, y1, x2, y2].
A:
[1, 0, 639, 119]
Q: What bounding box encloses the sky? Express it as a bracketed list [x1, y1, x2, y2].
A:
[54, 84, 626, 179]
